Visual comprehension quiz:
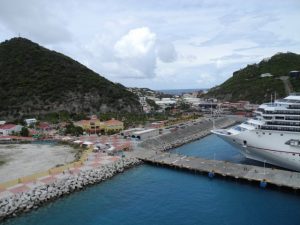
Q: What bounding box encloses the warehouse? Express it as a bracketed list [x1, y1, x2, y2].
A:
[132, 129, 159, 140]
[120, 128, 143, 138]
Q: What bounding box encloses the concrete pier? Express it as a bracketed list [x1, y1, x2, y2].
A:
[134, 152, 300, 190]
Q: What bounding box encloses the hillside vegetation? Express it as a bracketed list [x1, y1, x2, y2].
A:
[206, 52, 300, 103]
[0, 38, 141, 119]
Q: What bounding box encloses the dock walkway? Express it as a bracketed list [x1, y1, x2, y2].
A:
[133, 151, 300, 190]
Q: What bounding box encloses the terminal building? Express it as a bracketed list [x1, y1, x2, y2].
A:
[120, 128, 144, 138]
[131, 129, 159, 140]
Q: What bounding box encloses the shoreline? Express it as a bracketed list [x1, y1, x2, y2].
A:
[0, 116, 239, 221]
[0, 157, 141, 221]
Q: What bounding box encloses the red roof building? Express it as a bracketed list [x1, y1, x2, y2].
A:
[37, 122, 51, 131]
[0, 124, 23, 136]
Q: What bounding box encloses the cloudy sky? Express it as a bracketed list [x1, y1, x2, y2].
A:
[0, 0, 300, 90]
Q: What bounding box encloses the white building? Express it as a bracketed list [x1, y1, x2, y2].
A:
[120, 128, 144, 137]
[0, 124, 23, 136]
[25, 118, 37, 126]
[260, 73, 273, 78]
[132, 129, 159, 140]
[183, 97, 201, 106]
[155, 98, 177, 109]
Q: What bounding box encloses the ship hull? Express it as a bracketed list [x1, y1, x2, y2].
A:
[213, 129, 300, 171]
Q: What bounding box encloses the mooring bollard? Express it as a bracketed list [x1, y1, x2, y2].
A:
[208, 171, 215, 178]
[260, 180, 267, 188]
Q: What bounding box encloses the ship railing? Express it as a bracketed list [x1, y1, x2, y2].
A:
[263, 111, 300, 115]
[266, 121, 300, 126]
[288, 106, 300, 109]
[285, 117, 300, 121]
[261, 126, 300, 132]
[290, 92, 300, 96]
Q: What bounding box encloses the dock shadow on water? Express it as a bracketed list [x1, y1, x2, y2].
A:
[2, 135, 300, 225]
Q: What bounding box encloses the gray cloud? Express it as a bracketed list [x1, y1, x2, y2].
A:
[0, 0, 71, 44]
[156, 40, 177, 63]
[0, 0, 299, 89]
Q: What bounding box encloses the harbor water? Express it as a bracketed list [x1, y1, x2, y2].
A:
[2, 135, 300, 225]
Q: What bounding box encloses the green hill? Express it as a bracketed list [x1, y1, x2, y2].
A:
[206, 52, 300, 103]
[0, 37, 141, 119]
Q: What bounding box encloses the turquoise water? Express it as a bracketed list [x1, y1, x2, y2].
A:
[2, 135, 300, 225]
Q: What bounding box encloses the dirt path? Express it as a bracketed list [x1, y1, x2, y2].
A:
[280, 76, 293, 95]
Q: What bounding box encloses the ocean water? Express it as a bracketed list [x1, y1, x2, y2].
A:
[157, 89, 206, 95]
[2, 135, 300, 225]
[174, 134, 266, 167]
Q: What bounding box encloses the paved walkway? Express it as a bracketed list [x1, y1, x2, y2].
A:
[135, 151, 300, 190]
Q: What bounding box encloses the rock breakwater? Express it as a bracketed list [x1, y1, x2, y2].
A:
[0, 157, 141, 220]
[139, 117, 238, 152]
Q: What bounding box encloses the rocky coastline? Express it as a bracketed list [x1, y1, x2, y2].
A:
[0, 157, 141, 221]
[138, 117, 239, 152]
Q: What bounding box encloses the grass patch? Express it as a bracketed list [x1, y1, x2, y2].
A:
[0, 159, 6, 166]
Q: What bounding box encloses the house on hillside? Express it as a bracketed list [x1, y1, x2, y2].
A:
[103, 118, 124, 133]
[0, 124, 23, 136]
[289, 71, 300, 78]
[260, 73, 273, 78]
[37, 122, 51, 131]
[24, 118, 37, 126]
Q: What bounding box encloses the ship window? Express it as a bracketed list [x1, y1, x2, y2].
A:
[263, 132, 265, 135]
[233, 139, 236, 142]
[269, 133, 271, 135]
[243, 140, 247, 145]
[281, 134, 283, 136]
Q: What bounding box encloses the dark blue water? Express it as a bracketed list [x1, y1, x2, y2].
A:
[2, 135, 300, 225]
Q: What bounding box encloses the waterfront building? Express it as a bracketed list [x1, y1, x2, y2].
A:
[74, 115, 101, 134]
[102, 118, 124, 133]
[132, 128, 159, 140]
[0, 124, 23, 136]
[120, 128, 144, 138]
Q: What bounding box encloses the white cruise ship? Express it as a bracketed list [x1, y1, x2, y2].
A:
[212, 93, 300, 171]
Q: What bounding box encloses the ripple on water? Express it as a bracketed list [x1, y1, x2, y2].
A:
[2, 135, 300, 225]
